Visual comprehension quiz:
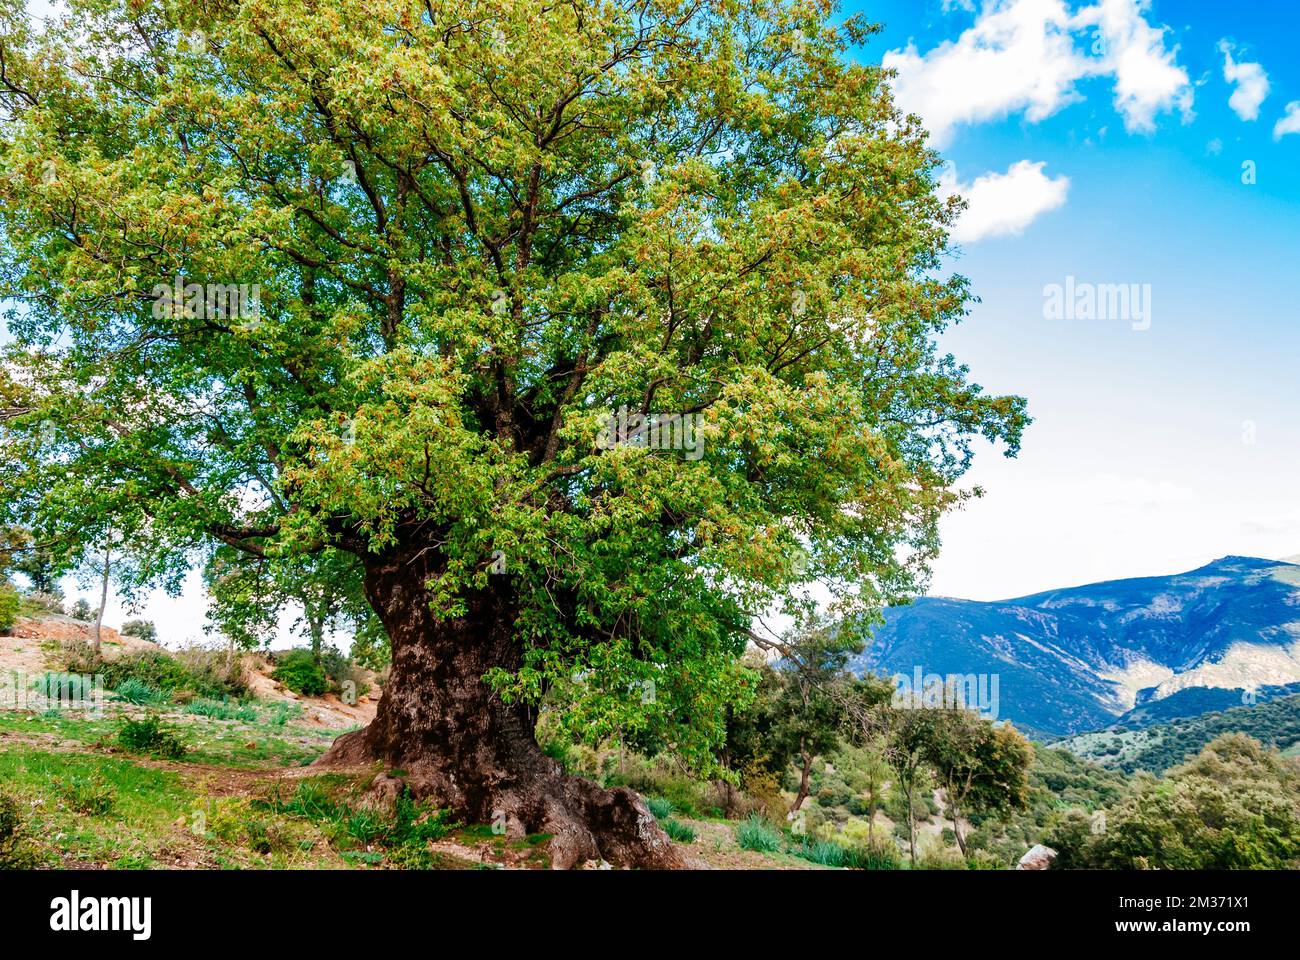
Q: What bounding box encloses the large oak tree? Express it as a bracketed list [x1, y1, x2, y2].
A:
[0, 0, 1026, 866]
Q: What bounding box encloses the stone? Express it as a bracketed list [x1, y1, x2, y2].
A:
[1017, 844, 1057, 870]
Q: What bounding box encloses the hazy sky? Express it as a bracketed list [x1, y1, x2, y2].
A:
[5, 0, 1300, 646]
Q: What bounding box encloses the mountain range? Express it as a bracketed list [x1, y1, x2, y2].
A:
[850, 556, 1300, 737]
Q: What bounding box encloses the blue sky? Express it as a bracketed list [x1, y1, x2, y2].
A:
[840, 0, 1300, 600]
[7, 0, 1300, 643]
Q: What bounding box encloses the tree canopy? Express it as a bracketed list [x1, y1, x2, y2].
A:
[0, 0, 1027, 863]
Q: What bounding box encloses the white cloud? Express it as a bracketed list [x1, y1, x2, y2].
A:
[940, 159, 1070, 243]
[884, 0, 1084, 146]
[1273, 101, 1300, 140]
[884, 0, 1193, 145]
[1079, 0, 1194, 132]
[1218, 40, 1269, 121]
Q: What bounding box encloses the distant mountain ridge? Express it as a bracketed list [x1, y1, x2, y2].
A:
[850, 556, 1300, 736]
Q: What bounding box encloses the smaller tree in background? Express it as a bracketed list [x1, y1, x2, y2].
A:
[841, 677, 930, 867]
[204, 546, 371, 664]
[763, 626, 865, 817]
[923, 707, 1033, 856]
[120, 620, 157, 644]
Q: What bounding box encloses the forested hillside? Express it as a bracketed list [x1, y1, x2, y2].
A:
[1056, 694, 1300, 775]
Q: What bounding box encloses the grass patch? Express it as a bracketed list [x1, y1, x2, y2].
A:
[254, 775, 458, 863]
[786, 836, 853, 867]
[661, 817, 696, 843]
[113, 677, 169, 707]
[52, 772, 115, 816]
[183, 697, 258, 722]
[735, 815, 782, 853]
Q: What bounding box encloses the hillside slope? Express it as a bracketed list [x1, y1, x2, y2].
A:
[1054, 694, 1300, 774]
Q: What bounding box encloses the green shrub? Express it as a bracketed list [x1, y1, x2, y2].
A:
[53, 773, 115, 816]
[609, 757, 708, 817]
[31, 671, 98, 701]
[120, 619, 157, 643]
[0, 582, 19, 634]
[69, 598, 94, 621]
[319, 645, 367, 695]
[735, 815, 781, 853]
[646, 796, 674, 820]
[662, 817, 696, 843]
[787, 837, 850, 867]
[116, 715, 186, 759]
[852, 837, 902, 870]
[257, 778, 456, 857]
[391, 790, 457, 846]
[540, 738, 573, 770]
[271, 648, 328, 696]
[113, 677, 169, 707]
[98, 648, 245, 700]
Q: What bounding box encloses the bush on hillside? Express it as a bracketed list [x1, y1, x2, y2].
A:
[120, 619, 157, 643]
[87, 647, 247, 701]
[271, 648, 329, 697]
[0, 582, 19, 634]
[116, 715, 186, 759]
[735, 815, 782, 853]
[69, 599, 94, 621]
[112, 677, 169, 707]
[20, 589, 63, 616]
[319, 645, 371, 699]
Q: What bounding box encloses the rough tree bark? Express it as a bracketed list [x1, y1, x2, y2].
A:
[93, 547, 110, 656]
[315, 542, 685, 869]
[790, 743, 813, 814]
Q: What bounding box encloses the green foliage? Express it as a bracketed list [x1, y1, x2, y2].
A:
[786, 836, 859, 867]
[257, 777, 457, 862]
[112, 677, 169, 707]
[852, 837, 902, 870]
[1082, 734, 1300, 869]
[31, 671, 97, 701]
[661, 818, 696, 843]
[260, 700, 304, 727]
[0, 0, 1027, 788]
[92, 648, 246, 701]
[0, 581, 19, 633]
[1061, 694, 1300, 775]
[120, 619, 157, 643]
[271, 648, 329, 697]
[963, 745, 1129, 868]
[645, 796, 674, 820]
[69, 599, 94, 621]
[348, 613, 391, 671]
[116, 715, 187, 759]
[735, 815, 782, 853]
[183, 697, 258, 722]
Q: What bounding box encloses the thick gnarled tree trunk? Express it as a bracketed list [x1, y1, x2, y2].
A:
[316, 543, 684, 869]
